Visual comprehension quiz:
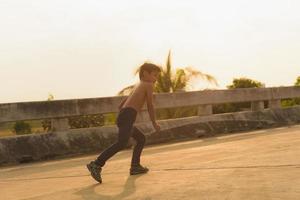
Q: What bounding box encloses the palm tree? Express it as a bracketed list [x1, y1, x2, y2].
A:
[155, 50, 217, 93]
[118, 50, 217, 95]
[118, 50, 218, 119]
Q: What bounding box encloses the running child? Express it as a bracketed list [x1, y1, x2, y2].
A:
[87, 63, 161, 183]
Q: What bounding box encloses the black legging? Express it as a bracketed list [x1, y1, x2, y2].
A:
[95, 107, 145, 167]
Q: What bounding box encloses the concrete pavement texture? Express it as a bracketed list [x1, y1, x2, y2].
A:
[1, 125, 300, 200]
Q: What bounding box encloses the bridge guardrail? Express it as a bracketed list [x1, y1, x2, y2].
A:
[0, 86, 299, 131]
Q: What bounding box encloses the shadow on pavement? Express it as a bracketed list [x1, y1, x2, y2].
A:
[75, 174, 151, 200]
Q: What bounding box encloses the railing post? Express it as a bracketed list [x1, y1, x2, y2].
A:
[135, 110, 149, 123]
[197, 104, 213, 116]
[268, 99, 281, 109]
[51, 118, 69, 132]
[251, 101, 264, 111]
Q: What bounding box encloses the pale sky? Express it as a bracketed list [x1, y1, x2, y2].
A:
[1, 0, 299, 103]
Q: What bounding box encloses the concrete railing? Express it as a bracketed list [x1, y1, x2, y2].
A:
[0, 86, 300, 132]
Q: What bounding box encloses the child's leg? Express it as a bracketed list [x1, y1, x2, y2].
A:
[95, 124, 132, 167]
[131, 127, 146, 166]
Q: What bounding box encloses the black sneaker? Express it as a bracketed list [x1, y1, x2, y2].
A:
[130, 164, 149, 175]
[86, 161, 102, 183]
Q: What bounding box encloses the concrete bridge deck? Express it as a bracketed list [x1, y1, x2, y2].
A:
[1, 125, 300, 200]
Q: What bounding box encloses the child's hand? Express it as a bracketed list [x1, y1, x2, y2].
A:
[152, 122, 161, 132]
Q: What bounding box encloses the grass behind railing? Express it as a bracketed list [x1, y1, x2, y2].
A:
[0, 120, 44, 137]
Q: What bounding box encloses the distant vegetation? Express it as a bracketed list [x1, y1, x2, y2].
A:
[281, 76, 300, 107]
[0, 120, 43, 137]
[13, 121, 32, 135]
[213, 77, 266, 114]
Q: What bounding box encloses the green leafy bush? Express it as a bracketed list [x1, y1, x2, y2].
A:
[13, 121, 32, 135]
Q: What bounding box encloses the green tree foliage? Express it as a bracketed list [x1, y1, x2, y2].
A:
[227, 77, 265, 89]
[282, 76, 300, 107]
[13, 121, 32, 135]
[295, 76, 300, 86]
[118, 51, 217, 95]
[155, 51, 218, 93]
[214, 77, 265, 113]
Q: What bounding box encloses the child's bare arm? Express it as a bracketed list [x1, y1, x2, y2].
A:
[146, 84, 160, 131]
